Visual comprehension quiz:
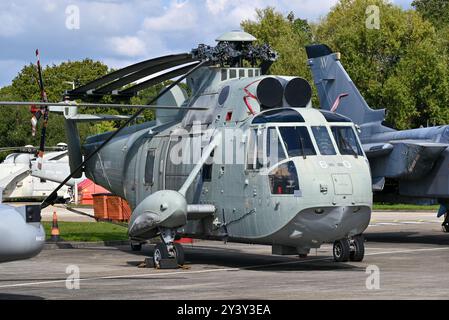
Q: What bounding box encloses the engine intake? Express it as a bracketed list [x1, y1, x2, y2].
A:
[284, 77, 312, 108]
[256, 77, 284, 109]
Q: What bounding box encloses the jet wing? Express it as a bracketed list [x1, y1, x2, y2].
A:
[369, 140, 448, 181]
[363, 142, 394, 158]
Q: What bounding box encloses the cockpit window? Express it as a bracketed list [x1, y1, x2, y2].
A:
[247, 128, 265, 170]
[266, 127, 286, 167]
[278, 126, 316, 157]
[331, 126, 363, 156]
[247, 128, 258, 170]
[312, 126, 336, 155]
[269, 161, 300, 195]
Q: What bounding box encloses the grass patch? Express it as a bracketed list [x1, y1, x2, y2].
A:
[373, 203, 439, 211]
[43, 221, 128, 242]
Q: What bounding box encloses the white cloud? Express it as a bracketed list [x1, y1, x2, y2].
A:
[42, 0, 57, 13]
[0, 3, 26, 37]
[206, 0, 228, 15]
[107, 36, 147, 57]
[143, 0, 197, 31]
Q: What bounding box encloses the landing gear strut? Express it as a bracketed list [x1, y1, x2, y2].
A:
[333, 235, 365, 262]
[152, 228, 185, 268]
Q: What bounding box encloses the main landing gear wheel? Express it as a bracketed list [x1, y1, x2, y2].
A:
[442, 214, 449, 233]
[333, 239, 350, 262]
[443, 223, 449, 233]
[349, 235, 365, 262]
[174, 243, 185, 266]
[153, 242, 185, 268]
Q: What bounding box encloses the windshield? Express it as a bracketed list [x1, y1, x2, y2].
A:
[331, 126, 363, 156]
[278, 126, 316, 157]
[312, 126, 336, 155]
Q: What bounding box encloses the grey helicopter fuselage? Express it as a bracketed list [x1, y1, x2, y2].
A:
[81, 65, 372, 254]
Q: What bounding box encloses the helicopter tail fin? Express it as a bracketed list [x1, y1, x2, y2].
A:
[48, 104, 135, 179]
[306, 44, 385, 125]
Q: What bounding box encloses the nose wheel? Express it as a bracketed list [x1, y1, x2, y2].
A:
[333, 239, 350, 262]
[349, 235, 365, 262]
[333, 235, 365, 262]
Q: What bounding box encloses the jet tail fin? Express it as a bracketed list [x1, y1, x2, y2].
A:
[306, 44, 385, 125]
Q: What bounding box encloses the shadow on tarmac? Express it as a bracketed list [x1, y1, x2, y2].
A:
[366, 231, 449, 245]
[120, 245, 361, 272]
[0, 293, 44, 300]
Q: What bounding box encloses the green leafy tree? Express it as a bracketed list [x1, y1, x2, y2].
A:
[241, 8, 313, 79]
[412, 0, 449, 56]
[315, 0, 449, 129]
[412, 0, 449, 28]
[241, 8, 319, 105]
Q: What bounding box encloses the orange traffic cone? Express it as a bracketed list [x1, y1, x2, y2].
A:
[51, 212, 60, 242]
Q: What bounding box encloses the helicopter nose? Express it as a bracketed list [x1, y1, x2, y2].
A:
[291, 205, 371, 243]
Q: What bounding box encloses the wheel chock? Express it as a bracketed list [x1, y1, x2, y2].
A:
[158, 258, 179, 269]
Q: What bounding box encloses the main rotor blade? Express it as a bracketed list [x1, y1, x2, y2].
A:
[0, 147, 23, 152]
[67, 53, 193, 96]
[119, 64, 197, 96]
[93, 58, 197, 94]
[0, 146, 66, 154]
[40, 59, 209, 209]
[0, 101, 207, 111]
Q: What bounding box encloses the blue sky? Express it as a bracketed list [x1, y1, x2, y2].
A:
[0, 0, 413, 88]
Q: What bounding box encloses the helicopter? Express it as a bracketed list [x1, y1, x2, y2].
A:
[0, 31, 373, 267]
[0, 143, 74, 202]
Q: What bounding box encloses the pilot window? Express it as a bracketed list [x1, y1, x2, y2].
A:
[267, 127, 286, 167]
[247, 128, 265, 170]
[269, 161, 300, 195]
[312, 126, 336, 155]
[144, 149, 156, 185]
[247, 129, 257, 170]
[278, 126, 316, 157]
[331, 126, 363, 156]
[246, 128, 274, 170]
